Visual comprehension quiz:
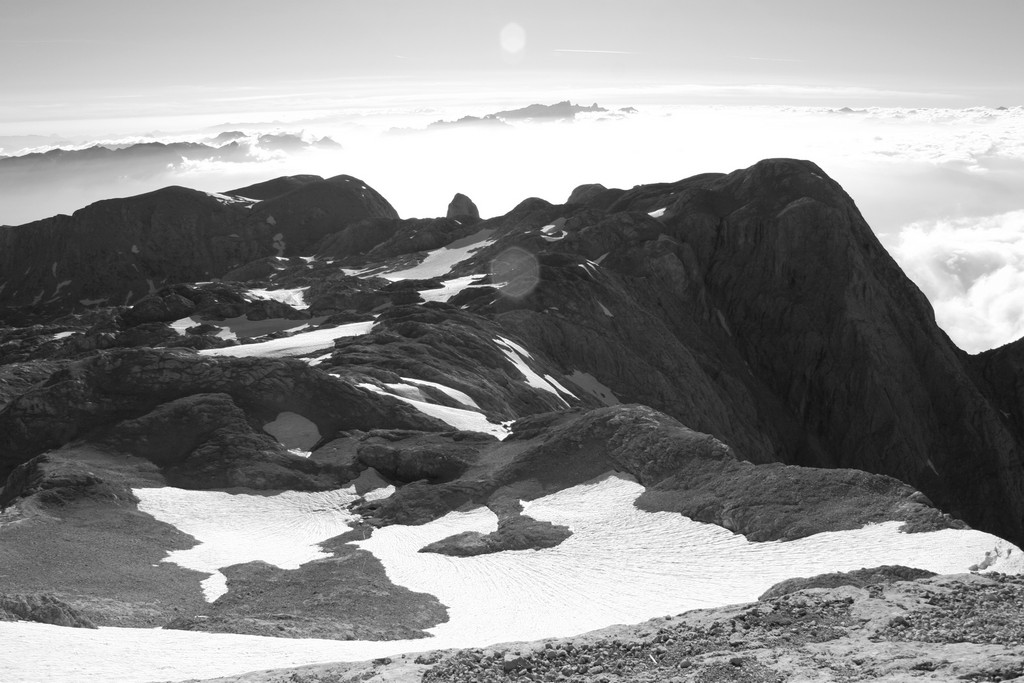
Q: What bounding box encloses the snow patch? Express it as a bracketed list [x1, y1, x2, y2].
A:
[402, 377, 480, 409]
[131, 244, 140, 254]
[598, 301, 613, 317]
[263, 412, 321, 451]
[417, 274, 487, 303]
[169, 316, 198, 336]
[198, 320, 374, 358]
[245, 287, 309, 310]
[578, 261, 599, 279]
[495, 336, 573, 406]
[378, 229, 494, 281]
[539, 221, 567, 241]
[358, 383, 509, 439]
[383, 382, 428, 402]
[214, 315, 321, 340]
[648, 207, 667, 218]
[206, 191, 258, 207]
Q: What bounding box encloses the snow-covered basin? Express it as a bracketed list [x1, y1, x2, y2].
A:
[197, 320, 374, 358]
[3, 474, 1021, 683]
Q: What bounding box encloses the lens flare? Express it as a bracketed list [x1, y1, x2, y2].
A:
[491, 246, 539, 298]
[500, 22, 526, 55]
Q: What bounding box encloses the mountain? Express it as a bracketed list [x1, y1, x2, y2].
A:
[0, 134, 339, 174]
[487, 100, 608, 120]
[0, 159, 1022, 681]
[0, 174, 396, 317]
[0, 134, 343, 226]
[402, 101, 618, 133]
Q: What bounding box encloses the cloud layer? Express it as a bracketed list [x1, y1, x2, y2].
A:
[891, 210, 1024, 353]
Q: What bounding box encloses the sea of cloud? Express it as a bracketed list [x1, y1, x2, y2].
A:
[2, 104, 1022, 352]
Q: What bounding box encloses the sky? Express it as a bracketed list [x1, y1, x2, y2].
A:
[2, 0, 1022, 134]
[1, 0, 1023, 353]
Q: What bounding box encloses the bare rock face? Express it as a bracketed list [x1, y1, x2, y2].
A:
[646, 159, 1024, 543]
[446, 193, 480, 222]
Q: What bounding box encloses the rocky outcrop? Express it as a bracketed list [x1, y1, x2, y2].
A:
[446, 193, 480, 222]
[357, 405, 962, 542]
[758, 565, 937, 600]
[0, 594, 97, 628]
[0, 347, 447, 482]
[246, 174, 398, 254]
[420, 514, 572, 556]
[356, 431, 491, 484]
[122, 282, 307, 326]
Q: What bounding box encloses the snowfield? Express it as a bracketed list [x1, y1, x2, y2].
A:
[2, 474, 1021, 682]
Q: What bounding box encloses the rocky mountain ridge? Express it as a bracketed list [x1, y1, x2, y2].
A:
[1, 158, 1023, 681]
[2, 158, 1022, 544]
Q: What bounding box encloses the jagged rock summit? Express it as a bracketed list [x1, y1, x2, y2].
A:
[1, 159, 1023, 682]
